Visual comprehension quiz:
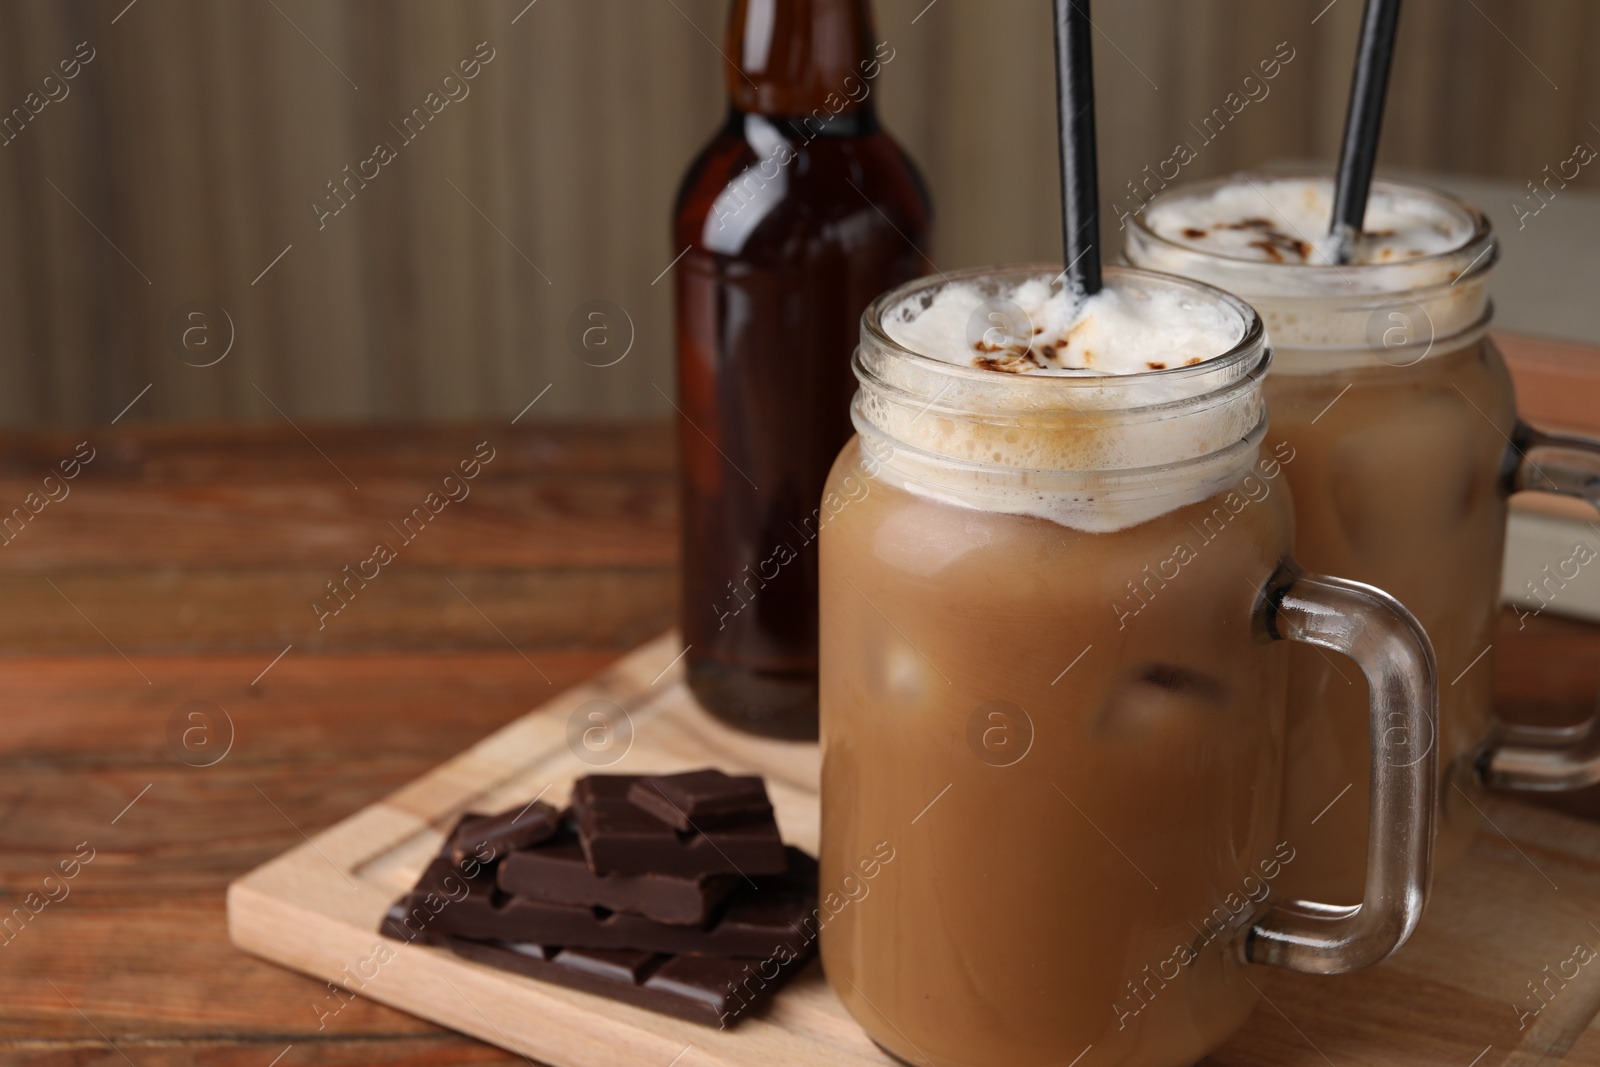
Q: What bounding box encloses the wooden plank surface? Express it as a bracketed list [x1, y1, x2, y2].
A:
[0, 421, 676, 653]
[0, 420, 681, 1065]
[0, 650, 620, 1064]
[3, 417, 1600, 1066]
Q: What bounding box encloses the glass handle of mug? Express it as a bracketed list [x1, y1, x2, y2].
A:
[1483, 421, 1600, 791]
[1245, 562, 1439, 974]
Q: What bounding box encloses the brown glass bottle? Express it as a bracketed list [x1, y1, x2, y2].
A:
[672, 0, 931, 740]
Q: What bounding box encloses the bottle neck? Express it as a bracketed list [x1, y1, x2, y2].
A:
[725, 0, 881, 118]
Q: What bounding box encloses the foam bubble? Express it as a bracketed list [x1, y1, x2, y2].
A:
[1144, 175, 1473, 269]
[883, 276, 1245, 376]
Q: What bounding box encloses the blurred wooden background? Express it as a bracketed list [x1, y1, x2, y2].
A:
[0, 0, 1595, 426]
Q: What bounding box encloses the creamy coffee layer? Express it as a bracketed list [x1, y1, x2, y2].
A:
[1144, 175, 1473, 269]
[856, 269, 1266, 534]
[883, 275, 1245, 375]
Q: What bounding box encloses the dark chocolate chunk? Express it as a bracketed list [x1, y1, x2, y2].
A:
[626, 769, 773, 832]
[549, 942, 658, 984]
[422, 848, 817, 958]
[446, 802, 560, 868]
[379, 860, 483, 946]
[574, 776, 786, 877]
[378, 781, 817, 1028]
[434, 934, 811, 1028]
[498, 823, 741, 925]
[379, 900, 416, 943]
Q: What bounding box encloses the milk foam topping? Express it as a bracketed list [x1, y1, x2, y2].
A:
[1125, 175, 1495, 361]
[882, 275, 1245, 376]
[855, 268, 1268, 533]
[1144, 175, 1473, 269]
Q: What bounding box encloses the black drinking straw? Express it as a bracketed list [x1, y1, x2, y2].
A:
[1330, 0, 1404, 264]
[1052, 0, 1101, 294]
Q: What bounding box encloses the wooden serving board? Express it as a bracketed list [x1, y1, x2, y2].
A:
[228, 633, 1600, 1067]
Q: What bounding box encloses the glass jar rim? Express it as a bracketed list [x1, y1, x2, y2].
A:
[857, 262, 1268, 419]
[1123, 169, 1498, 292]
[850, 264, 1274, 529]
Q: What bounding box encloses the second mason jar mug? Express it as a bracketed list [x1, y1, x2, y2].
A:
[1126, 173, 1600, 907]
[817, 265, 1440, 1067]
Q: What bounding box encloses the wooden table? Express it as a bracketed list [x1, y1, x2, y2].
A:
[4, 407, 1599, 1065]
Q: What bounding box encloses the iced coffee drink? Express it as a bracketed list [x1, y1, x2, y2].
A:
[818, 266, 1438, 1067]
[1127, 174, 1600, 906]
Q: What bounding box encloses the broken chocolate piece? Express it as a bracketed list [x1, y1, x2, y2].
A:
[379, 859, 481, 946]
[446, 802, 561, 868]
[435, 933, 811, 1028]
[421, 848, 817, 958]
[626, 769, 773, 832]
[575, 776, 787, 878]
[498, 823, 741, 925]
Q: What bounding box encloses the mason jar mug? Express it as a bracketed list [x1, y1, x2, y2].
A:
[1126, 174, 1600, 906]
[818, 265, 1441, 1067]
